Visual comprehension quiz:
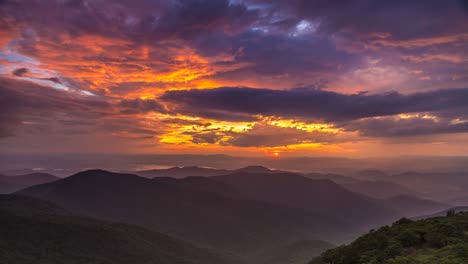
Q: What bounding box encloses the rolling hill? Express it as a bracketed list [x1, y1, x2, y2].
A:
[342, 180, 417, 199]
[384, 195, 448, 217]
[0, 195, 239, 264]
[17, 170, 346, 258]
[388, 171, 468, 203]
[158, 170, 432, 229]
[18, 169, 447, 260]
[212, 172, 400, 228]
[305, 172, 422, 199]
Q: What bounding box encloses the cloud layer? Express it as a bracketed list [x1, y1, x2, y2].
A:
[1, 0, 468, 155]
[160, 86, 468, 122]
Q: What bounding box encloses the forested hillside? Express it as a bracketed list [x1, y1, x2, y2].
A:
[311, 211, 468, 264]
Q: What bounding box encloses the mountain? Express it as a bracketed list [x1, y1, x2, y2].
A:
[353, 169, 389, 180]
[136, 165, 284, 179]
[343, 180, 418, 199]
[18, 170, 346, 258]
[213, 172, 448, 228]
[159, 172, 434, 223]
[413, 206, 468, 220]
[305, 172, 419, 199]
[310, 212, 468, 264]
[0, 173, 59, 193]
[259, 240, 334, 264]
[305, 173, 360, 185]
[234, 165, 284, 174]
[449, 195, 468, 206]
[388, 171, 468, 202]
[153, 176, 239, 197]
[0, 178, 23, 194]
[0, 194, 239, 264]
[212, 172, 400, 229]
[385, 195, 449, 217]
[19, 169, 447, 260]
[135, 166, 230, 178]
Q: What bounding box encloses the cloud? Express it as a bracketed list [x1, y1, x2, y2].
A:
[11, 68, 62, 84]
[118, 98, 167, 114]
[213, 31, 360, 77]
[249, 0, 468, 40]
[190, 131, 225, 144]
[0, 78, 114, 138]
[458, 0, 468, 13]
[12, 68, 29, 76]
[1, 0, 468, 154]
[156, 0, 259, 39]
[3, 0, 467, 97]
[225, 123, 340, 147]
[160, 86, 468, 122]
[179, 122, 346, 147]
[344, 116, 468, 137]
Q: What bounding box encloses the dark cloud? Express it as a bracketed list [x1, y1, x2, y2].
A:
[160, 86, 468, 122]
[190, 131, 225, 144]
[458, 0, 468, 12]
[156, 0, 258, 39]
[0, 78, 169, 141]
[11, 68, 62, 84]
[227, 32, 360, 76]
[248, 0, 468, 40]
[41, 77, 62, 84]
[344, 116, 468, 137]
[12, 68, 29, 77]
[3, 0, 466, 95]
[119, 98, 167, 114]
[0, 78, 111, 138]
[1, 0, 257, 43]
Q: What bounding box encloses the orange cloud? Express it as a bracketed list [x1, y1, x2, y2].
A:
[15, 33, 237, 98]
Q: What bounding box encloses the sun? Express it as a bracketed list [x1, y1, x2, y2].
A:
[272, 151, 280, 157]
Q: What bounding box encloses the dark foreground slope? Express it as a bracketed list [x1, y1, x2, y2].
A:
[310, 212, 468, 264]
[0, 195, 239, 264]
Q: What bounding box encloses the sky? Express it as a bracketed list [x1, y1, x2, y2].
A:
[1, 0, 468, 158]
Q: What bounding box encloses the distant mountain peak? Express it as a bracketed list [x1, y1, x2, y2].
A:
[235, 165, 272, 173]
[75, 169, 110, 175]
[65, 170, 146, 183]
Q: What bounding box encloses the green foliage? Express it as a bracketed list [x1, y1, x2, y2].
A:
[310, 213, 468, 264]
